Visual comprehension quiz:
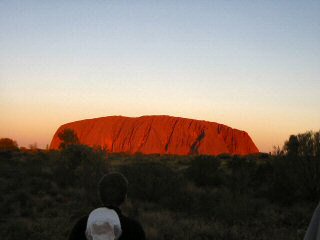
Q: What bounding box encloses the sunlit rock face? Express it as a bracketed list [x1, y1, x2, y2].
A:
[50, 115, 259, 155]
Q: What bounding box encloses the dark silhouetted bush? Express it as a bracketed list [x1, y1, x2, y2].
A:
[54, 144, 109, 205]
[270, 131, 320, 203]
[225, 156, 258, 196]
[58, 128, 79, 149]
[187, 155, 223, 187]
[119, 162, 183, 204]
[0, 138, 18, 151]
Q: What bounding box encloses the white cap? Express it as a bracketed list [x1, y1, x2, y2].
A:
[86, 207, 122, 240]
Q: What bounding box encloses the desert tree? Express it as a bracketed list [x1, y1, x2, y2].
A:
[58, 128, 79, 149]
[0, 138, 18, 151]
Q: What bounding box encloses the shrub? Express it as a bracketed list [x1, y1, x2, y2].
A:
[54, 144, 109, 205]
[0, 138, 18, 151]
[58, 129, 79, 149]
[186, 155, 223, 187]
[270, 131, 320, 203]
[225, 156, 257, 196]
[119, 162, 183, 204]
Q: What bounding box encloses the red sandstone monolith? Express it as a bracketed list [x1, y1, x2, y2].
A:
[50, 115, 259, 155]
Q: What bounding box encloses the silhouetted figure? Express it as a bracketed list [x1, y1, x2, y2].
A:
[69, 173, 145, 240]
[304, 202, 320, 240]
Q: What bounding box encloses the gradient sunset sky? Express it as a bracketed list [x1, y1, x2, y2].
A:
[1, 0, 319, 152]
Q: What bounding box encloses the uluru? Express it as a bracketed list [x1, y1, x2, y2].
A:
[50, 115, 259, 155]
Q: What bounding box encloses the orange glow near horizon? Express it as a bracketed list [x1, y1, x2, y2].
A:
[1, 1, 319, 153]
[1, 108, 319, 153]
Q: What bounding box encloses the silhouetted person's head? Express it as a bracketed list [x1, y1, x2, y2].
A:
[98, 172, 128, 207]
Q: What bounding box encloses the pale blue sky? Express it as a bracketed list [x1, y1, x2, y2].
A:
[1, 0, 319, 151]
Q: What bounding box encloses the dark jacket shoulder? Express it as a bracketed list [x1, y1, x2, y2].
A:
[68, 207, 145, 240]
[118, 214, 145, 240]
[68, 215, 88, 240]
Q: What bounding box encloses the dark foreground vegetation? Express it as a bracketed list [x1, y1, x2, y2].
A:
[0, 131, 319, 240]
